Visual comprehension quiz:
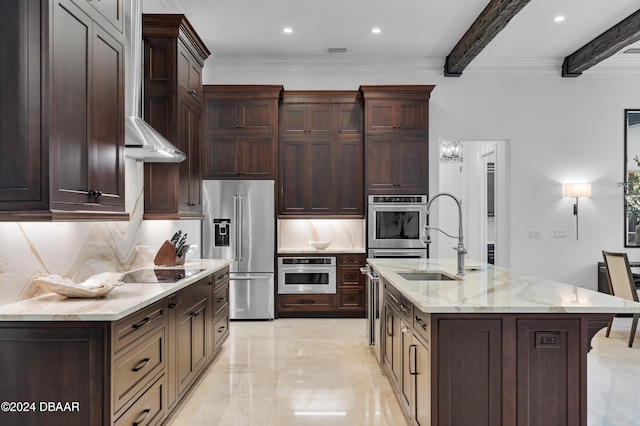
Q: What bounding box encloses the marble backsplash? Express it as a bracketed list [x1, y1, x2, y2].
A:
[278, 219, 365, 252]
[0, 159, 202, 307]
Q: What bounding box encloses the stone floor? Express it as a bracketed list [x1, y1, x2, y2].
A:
[166, 317, 640, 426]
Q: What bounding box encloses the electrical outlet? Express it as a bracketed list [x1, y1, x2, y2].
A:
[529, 229, 541, 239]
[554, 229, 567, 238]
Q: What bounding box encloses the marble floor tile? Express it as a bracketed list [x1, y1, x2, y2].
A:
[166, 317, 640, 426]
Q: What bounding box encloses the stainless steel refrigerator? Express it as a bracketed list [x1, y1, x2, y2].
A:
[202, 180, 275, 320]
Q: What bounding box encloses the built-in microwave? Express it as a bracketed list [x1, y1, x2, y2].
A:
[367, 195, 428, 249]
[277, 257, 336, 294]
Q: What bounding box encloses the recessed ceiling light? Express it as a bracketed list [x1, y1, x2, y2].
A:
[372, 28, 381, 34]
[554, 16, 565, 23]
[283, 27, 293, 33]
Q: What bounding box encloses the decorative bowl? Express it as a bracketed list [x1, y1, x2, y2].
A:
[309, 240, 332, 250]
[34, 272, 123, 298]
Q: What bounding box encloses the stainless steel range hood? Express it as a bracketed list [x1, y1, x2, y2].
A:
[124, 0, 185, 162]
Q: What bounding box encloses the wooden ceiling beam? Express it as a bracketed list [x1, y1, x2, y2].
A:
[444, 0, 531, 77]
[562, 9, 640, 77]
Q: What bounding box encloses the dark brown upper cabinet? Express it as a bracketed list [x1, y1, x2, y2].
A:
[142, 14, 211, 220]
[0, 0, 127, 221]
[278, 91, 364, 217]
[202, 85, 283, 180]
[360, 85, 434, 195]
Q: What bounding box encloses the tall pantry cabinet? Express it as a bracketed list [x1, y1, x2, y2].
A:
[142, 14, 211, 220]
[360, 85, 434, 196]
[0, 0, 127, 221]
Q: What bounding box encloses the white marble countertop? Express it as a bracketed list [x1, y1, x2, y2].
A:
[0, 259, 232, 322]
[367, 258, 640, 314]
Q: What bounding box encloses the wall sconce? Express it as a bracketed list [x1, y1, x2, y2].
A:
[563, 183, 591, 240]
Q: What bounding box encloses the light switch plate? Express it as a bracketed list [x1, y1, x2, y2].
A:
[554, 229, 567, 238]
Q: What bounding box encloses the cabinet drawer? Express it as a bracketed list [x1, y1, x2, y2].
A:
[213, 283, 229, 316]
[213, 311, 229, 352]
[213, 266, 230, 289]
[383, 278, 400, 307]
[278, 294, 336, 311]
[413, 308, 430, 344]
[398, 294, 413, 323]
[114, 375, 165, 426]
[176, 276, 210, 317]
[338, 288, 365, 310]
[338, 254, 365, 266]
[113, 327, 165, 414]
[113, 300, 165, 354]
[339, 267, 361, 286]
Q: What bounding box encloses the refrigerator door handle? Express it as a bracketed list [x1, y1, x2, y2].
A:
[238, 195, 244, 261]
[233, 194, 239, 261]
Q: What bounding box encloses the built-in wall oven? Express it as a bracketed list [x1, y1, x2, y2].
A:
[367, 195, 428, 256]
[277, 257, 336, 294]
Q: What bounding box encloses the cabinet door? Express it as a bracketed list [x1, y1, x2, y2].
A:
[308, 139, 334, 214]
[238, 137, 277, 178]
[308, 105, 334, 135]
[436, 318, 502, 426]
[0, 0, 45, 210]
[242, 101, 276, 133]
[336, 138, 363, 215]
[176, 298, 208, 396]
[177, 99, 202, 216]
[177, 42, 201, 107]
[279, 139, 307, 214]
[50, 1, 91, 207]
[280, 106, 307, 135]
[395, 136, 428, 193]
[366, 136, 396, 193]
[366, 136, 427, 195]
[203, 136, 238, 178]
[365, 101, 395, 133]
[90, 25, 125, 209]
[51, 0, 124, 210]
[412, 335, 431, 426]
[398, 101, 428, 133]
[336, 104, 362, 136]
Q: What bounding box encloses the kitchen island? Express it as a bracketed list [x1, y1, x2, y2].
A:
[367, 258, 640, 426]
[0, 260, 231, 426]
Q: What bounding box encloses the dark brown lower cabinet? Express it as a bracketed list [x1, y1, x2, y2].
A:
[381, 278, 613, 426]
[0, 324, 105, 426]
[0, 267, 230, 426]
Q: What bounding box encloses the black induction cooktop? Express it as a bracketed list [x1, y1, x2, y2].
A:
[121, 268, 205, 284]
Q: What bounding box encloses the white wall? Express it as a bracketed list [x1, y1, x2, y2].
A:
[202, 58, 640, 290]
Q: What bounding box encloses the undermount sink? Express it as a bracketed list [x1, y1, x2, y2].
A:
[396, 271, 461, 281]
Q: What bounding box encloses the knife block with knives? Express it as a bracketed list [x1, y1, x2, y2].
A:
[154, 230, 189, 266]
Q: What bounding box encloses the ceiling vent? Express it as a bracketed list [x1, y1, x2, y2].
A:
[327, 47, 348, 53]
[623, 48, 640, 54]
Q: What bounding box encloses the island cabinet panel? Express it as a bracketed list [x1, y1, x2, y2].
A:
[360, 85, 433, 196]
[202, 85, 283, 180]
[0, 324, 106, 426]
[434, 318, 504, 426]
[142, 14, 211, 220]
[0, 0, 128, 220]
[516, 319, 582, 426]
[278, 91, 364, 217]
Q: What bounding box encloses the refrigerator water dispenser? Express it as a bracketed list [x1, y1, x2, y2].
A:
[214, 219, 230, 246]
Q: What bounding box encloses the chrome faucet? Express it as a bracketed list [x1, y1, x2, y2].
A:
[423, 192, 467, 276]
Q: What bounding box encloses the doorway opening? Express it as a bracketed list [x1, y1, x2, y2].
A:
[436, 140, 510, 268]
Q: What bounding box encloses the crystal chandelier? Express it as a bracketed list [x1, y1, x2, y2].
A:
[439, 140, 463, 163]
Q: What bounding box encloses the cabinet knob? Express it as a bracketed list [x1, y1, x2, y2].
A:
[189, 89, 197, 95]
[88, 190, 103, 198]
